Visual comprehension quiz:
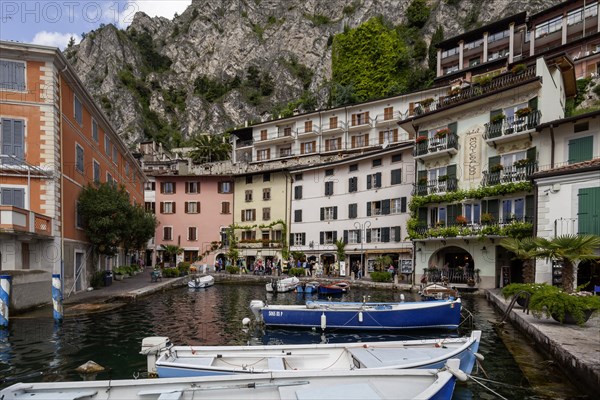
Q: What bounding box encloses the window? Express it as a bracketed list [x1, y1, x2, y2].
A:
[441, 46, 459, 58]
[188, 227, 197, 241]
[279, 146, 292, 157]
[391, 197, 407, 214]
[0, 60, 26, 91]
[260, 129, 267, 140]
[294, 173, 303, 181]
[186, 181, 200, 194]
[262, 207, 271, 221]
[93, 160, 100, 183]
[352, 111, 369, 126]
[0, 188, 25, 208]
[348, 177, 358, 193]
[245, 190, 253, 202]
[321, 206, 337, 221]
[379, 129, 397, 145]
[352, 134, 368, 148]
[257, 149, 270, 161]
[185, 201, 200, 214]
[535, 17, 562, 38]
[325, 168, 334, 176]
[106, 172, 114, 185]
[430, 206, 446, 226]
[242, 209, 256, 221]
[112, 144, 118, 164]
[568, 136, 594, 164]
[501, 151, 526, 168]
[74, 95, 83, 125]
[0, 118, 24, 164]
[348, 203, 358, 219]
[263, 173, 270, 182]
[246, 175, 253, 184]
[391, 154, 402, 163]
[104, 135, 111, 154]
[145, 182, 156, 191]
[329, 116, 338, 129]
[348, 229, 360, 244]
[372, 158, 382, 167]
[218, 181, 232, 193]
[242, 230, 255, 241]
[370, 228, 382, 243]
[145, 202, 156, 213]
[368, 201, 382, 216]
[263, 188, 271, 201]
[92, 119, 98, 142]
[325, 138, 341, 151]
[321, 231, 337, 245]
[301, 141, 316, 154]
[324, 181, 334, 196]
[469, 57, 480, 67]
[304, 121, 313, 133]
[294, 209, 302, 222]
[163, 227, 173, 241]
[75, 144, 84, 173]
[293, 233, 306, 246]
[501, 198, 525, 222]
[391, 169, 402, 185]
[161, 202, 175, 214]
[428, 167, 447, 182]
[383, 106, 394, 120]
[161, 182, 175, 194]
[349, 163, 358, 172]
[463, 203, 481, 224]
[367, 172, 382, 189]
[221, 202, 230, 214]
[294, 185, 303, 199]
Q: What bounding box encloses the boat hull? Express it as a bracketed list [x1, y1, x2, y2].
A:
[188, 276, 214, 289]
[259, 299, 461, 330]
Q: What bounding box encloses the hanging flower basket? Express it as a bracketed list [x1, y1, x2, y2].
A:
[490, 164, 504, 173]
[435, 128, 450, 138]
[455, 215, 468, 225]
[416, 136, 428, 143]
[516, 107, 532, 118]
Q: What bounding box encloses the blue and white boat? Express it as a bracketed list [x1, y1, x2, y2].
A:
[318, 281, 350, 294]
[142, 331, 481, 378]
[0, 360, 466, 400]
[250, 298, 462, 330]
[296, 281, 320, 293]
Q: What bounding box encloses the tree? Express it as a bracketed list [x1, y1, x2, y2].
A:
[188, 133, 232, 164]
[334, 239, 346, 261]
[406, 0, 430, 29]
[78, 183, 131, 256]
[161, 244, 183, 265]
[122, 204, 157, 257]
[535, 235, 600, 293]
[499, 237, 538, 284]
[374, 255, 393, 272]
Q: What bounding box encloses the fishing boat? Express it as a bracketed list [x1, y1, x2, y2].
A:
[141, 331, 481, 378]
[419, 283, 459, 301]
[296, 281, 320, 293]
[187, 275, 215, 289]
[266, 276, 299, 293]
[318, 281, 350, 294]
[0, 360, 465, 400]
[250, 298, 462, 330]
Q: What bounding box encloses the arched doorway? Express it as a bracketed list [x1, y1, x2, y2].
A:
[428, 246, 475, 285]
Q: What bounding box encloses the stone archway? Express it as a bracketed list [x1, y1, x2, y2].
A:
[427, 246, 475, 285]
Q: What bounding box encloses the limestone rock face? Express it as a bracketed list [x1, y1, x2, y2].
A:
[65, 0, 561, 146]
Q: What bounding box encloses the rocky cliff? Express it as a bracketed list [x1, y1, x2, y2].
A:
[65, 0, 561, 147]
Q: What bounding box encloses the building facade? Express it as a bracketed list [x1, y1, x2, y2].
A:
[0, 41, 144, 307]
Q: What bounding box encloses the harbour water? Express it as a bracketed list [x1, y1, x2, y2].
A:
[0, 284, 592, 399]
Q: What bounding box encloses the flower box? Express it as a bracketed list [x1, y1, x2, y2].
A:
[416, 136, 428, 143]
[435, 128, 450, 138]
[490, 164, 504, 173]
[515, 107, 532, 118]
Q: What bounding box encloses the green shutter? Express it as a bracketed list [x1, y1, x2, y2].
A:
[446, 164, 457, 179]
[568, 136, 593, 164]
[418, 207, 428, 226]
[490, 109, 503, 122]
[525, 195, 535, 222]
[526, 146, 537, 163]
[489, 156, 501, 168]
[488, 199, 499, 222]
[528, 97, 538, 110]
[447, 204, 459, 226]
[447, 122, 457, 135]
[417, 170, 427, 181]
[578, 187, 600, 235]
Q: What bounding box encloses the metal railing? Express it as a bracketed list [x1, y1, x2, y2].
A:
[482, 162, 538, 186]
[413, 177, 459, 196]
[414, 133, 459, 157]
[484, 110, 541, 140]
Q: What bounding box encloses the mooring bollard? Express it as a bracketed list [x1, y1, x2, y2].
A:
[0, 275, 12, 328]
[52, 274, 63, 322]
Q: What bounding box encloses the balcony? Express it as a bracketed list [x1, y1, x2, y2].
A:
[404, 66, 538, 120]
[413, 177, 458, 196]
[373, 111, 400, 126]
[414, 133, 459, 160]
[484, 110, 541, 143]
[348, 117, 371, 132]
[412, 217, 534, 241]
[482, 162, 538, 186]
[321, 120, 347, 135]
[0, 206, 52, 237]
[297, 124, 320, 137]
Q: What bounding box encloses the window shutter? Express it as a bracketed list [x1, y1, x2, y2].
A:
[391, 169, 401, 184]
[487, 199, 499, 222]
[366, 202, 372, 216]
[197, 202, 201, 213]
[343, 230, 348, 244]
[375, 172, 381, 188]
[160, 202, 164, 213]
[528, 96, 538, 110]
[447, 204, 458, 226]
[333, 206, 338, 220]
[295, 209, 302, 222]
[578, 187, 600, 235]
[448, 122, 457, 136]
[333, 231, 337, 242]
[320, 207, 325, 221]
[172, 183, 176, 194]
[381, 227, 389, 242]
[349, 203, 357, 218]
[351, 136, 356, 148]
[301, 233, 306, 245]
[12, 189, 24, 208]
[337, 138, 342, 149]
[365, 111, 370, 122]
[401, 197, 407, 213]
[447, 164, 457, 179]
[364, 134, 369, 145]
[252, 209, 256, 220]
[379, 131, 384, 144]
[160, 183, 165, 193]
[490, 109, 503, 122]
[568, 136, 593, 164]
[393, 129, 398, 142]
[320, 231, 324, 245]
[418, 207, 428, 225]
[366, 229, 372, 243]
[488, 156, 501, 169]
[526, 146, 537, 163]
[185, 201, 188, 213]
[185, 182, 189, 193]
[241, 210, 245, 222]
[525, 195, 534, 222]
[289, 233, 294, 246]
[382, 199, 390, 215]
[417, 170, 427, 181]
[295, 186, 302, 199]
[1, 189, 13, 206]
[357, 229, 362, 243]
[172, 202, 176, 213]
[367, 175, 372, 189]
[352, 114, 356, 126]
[409, 102, 415, 115]
[393, 226, 401, 241]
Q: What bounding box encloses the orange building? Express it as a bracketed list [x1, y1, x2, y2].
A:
[0, 41, 144, 306]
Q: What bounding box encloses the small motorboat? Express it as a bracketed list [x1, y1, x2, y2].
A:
[141, 331, 482, 378]
[0, 360, 466, 400]
[266, 276, 299, 293]
[419, 283, 459, 301]
[318, 281, 350, 294]
[296, 281, 320, 293]
[187, 275, 215, 289]
[250, 298, 462, 331]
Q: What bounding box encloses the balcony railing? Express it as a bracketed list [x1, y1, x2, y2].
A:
[414, 133, 459, 157]
[407, 66, 537, 120]
[484, 110, 541, 140]
[412, 216, 534, 240]
[482, 162, 538, 186]
[425, 268, 479, 286]
[414, 177, 459, 196]
[0, 206, 52, 237]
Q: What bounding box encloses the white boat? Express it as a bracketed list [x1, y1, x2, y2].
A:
[0, 360, 465, 400]
[142, 331, 481, 378]
[266, 276, 299, 293]
[187, 275, 215, 289]
[419, 283, 459, 301]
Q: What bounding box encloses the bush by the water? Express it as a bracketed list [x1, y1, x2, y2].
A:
[370, 271, 392, 282]
[226, 266, 239, 274]
[162, 267, 180, 278]
[288, 267, 306, 277]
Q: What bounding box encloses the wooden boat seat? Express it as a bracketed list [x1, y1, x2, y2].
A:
[267, 357, 286, 370]
[348, 347, 433, 368]
[13, 390, 98, 399]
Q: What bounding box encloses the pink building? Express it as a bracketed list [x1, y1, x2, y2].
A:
[152, 175, 233, 265]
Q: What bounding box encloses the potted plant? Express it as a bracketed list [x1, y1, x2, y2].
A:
[435, 128, 450, 138]
[501, 282, 547, 307]
[490, 164, 504, 173]
[516, 107, 532, 119]
[455, 215, 468, 225]
[420, 98, 434, 109]
[416, 136, 428, 143]
[529, 285, 600, 325]
[437, 174, 448, 182]
[490, 113, 506, 124]
[513, 158, 531, 168]
[481, 213, 495, 225]
[510, 63, 527, 75]
[448, 87, 460, 96]
[418, 176, 428, 185]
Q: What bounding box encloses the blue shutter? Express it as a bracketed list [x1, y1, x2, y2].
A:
[367, 175, 372, 189]
[381, 227, 390, 242]
[375, 172, 382, 188]
[1, 119, 24, 164]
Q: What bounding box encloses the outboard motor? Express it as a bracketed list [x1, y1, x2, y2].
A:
[249, 300, 265, 322]
[140, 337, 172, 377]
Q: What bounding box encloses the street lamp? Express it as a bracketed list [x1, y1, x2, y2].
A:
[354, 220, 371, 276]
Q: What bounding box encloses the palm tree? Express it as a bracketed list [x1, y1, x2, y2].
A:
[189, 133, 232, 164]
[499, 237, 538, 284]
[535, 234, 600, 293]
[161, 244, 183, 266]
